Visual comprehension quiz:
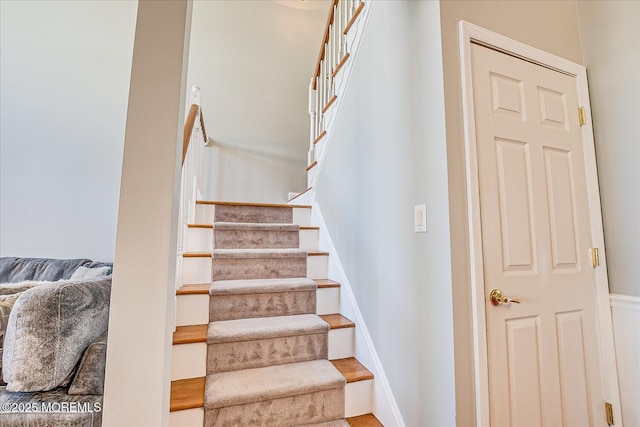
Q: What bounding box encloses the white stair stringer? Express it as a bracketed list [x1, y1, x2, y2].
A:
[313, 199, 406, 427]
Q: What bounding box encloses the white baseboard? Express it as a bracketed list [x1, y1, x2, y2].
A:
[313, 200, 405, 427]
[610, 293, 640, 427]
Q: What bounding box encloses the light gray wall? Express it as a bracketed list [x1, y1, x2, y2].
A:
[0, 0, 137, 262]
[577, 1, 640, 297]
[316, 2, 456, 425]
[187, 0, 329, 203]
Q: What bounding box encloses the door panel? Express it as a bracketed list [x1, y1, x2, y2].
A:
[471, 43, 606, 426]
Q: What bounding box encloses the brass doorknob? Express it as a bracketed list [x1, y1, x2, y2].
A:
[489, 289, 521, 306]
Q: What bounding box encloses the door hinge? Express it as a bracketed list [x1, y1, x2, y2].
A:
[590, 248, 600, 268]
[579, 107, 587, 125]
[605, 402, 614, 425]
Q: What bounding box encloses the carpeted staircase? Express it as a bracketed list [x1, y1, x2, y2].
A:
[170, 201, 383, 427]
[204, 203, 348, 426]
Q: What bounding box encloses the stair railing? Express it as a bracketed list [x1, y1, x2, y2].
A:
[177, 85, 208, 289]
[308, 0, 368, 186]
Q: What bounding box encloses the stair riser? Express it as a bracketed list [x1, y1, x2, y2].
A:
[212, 257, 306, 281]
[176, 288, 337, 326]
[185, 227, 317, 252]
[317, 287, 340, 315]
[204, 387, 344, 427]
[210, 291, 316, 322]
[186, 227, 213, 252]
[345, 380, 373, 418]
[169, 408, 203, 427]
[195, 205, 311, 226]
[307, 255, 328, 279]
[171, 327, 349, 380]
[176, 294, 209, 326]
[207, 333, 328, 373]
[328, 328, 355, 360]
[300, 228, 319, 251]
[214, 229, 299, 249]
[181, 254, 328, 284]
[182, 256, 211, 285]
[172, 342, 207, 380]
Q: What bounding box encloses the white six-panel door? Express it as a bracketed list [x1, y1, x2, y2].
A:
[471, 43, 606, 426]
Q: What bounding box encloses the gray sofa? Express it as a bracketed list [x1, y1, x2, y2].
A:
[0, 257, 112, 427]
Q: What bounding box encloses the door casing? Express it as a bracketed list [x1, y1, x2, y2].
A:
[458, 21, 622, 426]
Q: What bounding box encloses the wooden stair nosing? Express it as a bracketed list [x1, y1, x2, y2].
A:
[313, 130, 327, 145]
[319, 314, 355, 330]
[314, 279, 340, 289]
[176, 283, 209, 295]
[306, 161, 318, 171]
[332, 357, 374, 383]
[347, 413, 384, 427]
[322, 95, 338, 114]
[287, 187, 313, 202]
[183, 252, 211, 258]
[308, 251, 329, 256]
[169, 377, 205, 412]
[187, 223, 213, 229]
[173, 324, 208, 345]
[196, 200, 311, 209]
[343, 2, 365, 35]
[187, 250, 328, 257]
[186, 223, 320, 231]
[332, 52, 350, 78]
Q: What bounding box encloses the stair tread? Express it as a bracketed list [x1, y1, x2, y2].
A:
[174, 324, 208, 344]
[205, 359, 345, 409]
[187, 223, 213, 229]
[287, 187, 313, 202]
[313, 130, 327, 145]
[209, 314, 329, 344]
[300, 226, 320, 230]
[183, 252, 211, 258]
[211, 277, 317, 295]
[307, 420, 350, 427]
[315, 279, 341, 288]
[176, 283, 210, 295]
[308, 251, 330, 256]
[347, 414, 384, 427]
[214, 222, 299, 231]
[212, 248, 307, 259]
[170, 377, 205, 412]
[332, 358, 374, 383]
[197, 200, 311, 209]
[319, 314, 355, 329]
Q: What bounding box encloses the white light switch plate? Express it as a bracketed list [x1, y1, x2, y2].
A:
[414, 204, 427, 233]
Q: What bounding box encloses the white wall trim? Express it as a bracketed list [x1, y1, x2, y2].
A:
[458, 20, 622, 426]
[312, 198, 405, 427]
[610, 294, 640, 311]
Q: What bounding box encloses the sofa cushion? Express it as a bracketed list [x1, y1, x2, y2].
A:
[0, 279, 54, 297]
[2, 278, 111, 392]
[68, 332, 108, 396]
[0, 294, 21, 385]
[0, 258, 91, 283]
[70, 266, 112, 281]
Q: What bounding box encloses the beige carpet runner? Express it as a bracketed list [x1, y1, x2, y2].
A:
[204, 204, 348, 426]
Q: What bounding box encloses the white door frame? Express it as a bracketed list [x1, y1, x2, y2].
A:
[458, 21, 623, 426]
